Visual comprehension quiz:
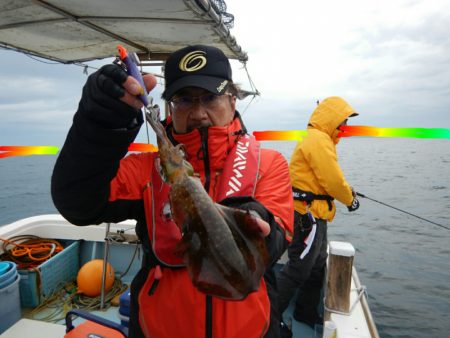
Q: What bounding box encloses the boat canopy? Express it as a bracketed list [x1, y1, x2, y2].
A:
[0, 0, 247, 63]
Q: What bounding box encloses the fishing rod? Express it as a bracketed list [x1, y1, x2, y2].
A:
[356, 192, 450, 231]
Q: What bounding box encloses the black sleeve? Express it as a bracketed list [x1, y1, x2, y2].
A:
[51, 65, 144, 226]
[219, 196, 288, 268]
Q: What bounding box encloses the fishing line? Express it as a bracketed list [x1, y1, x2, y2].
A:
[239, 92, 257, 116]
[356, 192, 449, 231]
[243, 62, 258, 95]
[239, 62, 260, 116]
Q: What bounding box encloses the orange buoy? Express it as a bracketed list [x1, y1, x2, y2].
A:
[77, 259, 115, 297]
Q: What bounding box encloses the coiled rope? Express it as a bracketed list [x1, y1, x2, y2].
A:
[0, 235, 64, 269]
[27, 278, 128, 323]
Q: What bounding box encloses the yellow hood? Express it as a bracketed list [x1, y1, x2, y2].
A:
[308, 97, 357, 142]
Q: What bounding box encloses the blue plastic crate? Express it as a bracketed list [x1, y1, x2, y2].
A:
[18, 241, 80, 307]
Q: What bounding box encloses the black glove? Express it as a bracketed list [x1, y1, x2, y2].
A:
[347, 198, 360, 212]
[78, 64, 142, 129]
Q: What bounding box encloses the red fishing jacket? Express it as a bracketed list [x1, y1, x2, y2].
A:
[53, 108, 293, 338]
[107, 116, 293, 337]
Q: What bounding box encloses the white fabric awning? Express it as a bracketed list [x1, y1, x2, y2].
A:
[0, 0, 247, 63]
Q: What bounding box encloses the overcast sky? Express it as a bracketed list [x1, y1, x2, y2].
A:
[1, 0, 450, 147]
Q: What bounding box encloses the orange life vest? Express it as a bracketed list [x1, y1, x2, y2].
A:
[138, 134, 270, 338]
[142, 134, 260, 267]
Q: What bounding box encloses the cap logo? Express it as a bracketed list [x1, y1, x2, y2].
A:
[179, 51, 207, 72]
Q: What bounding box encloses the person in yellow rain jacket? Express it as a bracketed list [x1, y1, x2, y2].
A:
[277, 96, 360, 331]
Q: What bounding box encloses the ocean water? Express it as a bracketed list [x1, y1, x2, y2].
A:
[0, 155, 58, 223]
[1, 138, 449, 337]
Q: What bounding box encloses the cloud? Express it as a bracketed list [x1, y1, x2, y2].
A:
[226, 0, 450, 129]
[0, 49, 166, 145]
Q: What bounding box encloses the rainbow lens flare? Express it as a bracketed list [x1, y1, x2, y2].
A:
[0, 143, 159, 159]
[338, 126, 450, 138]
[128, 143, 158, 152]
[253, 127, 450, 141]
[0, 146, 59, 158]
[253, 130, 307, 141]
[3, 127, 448, 159]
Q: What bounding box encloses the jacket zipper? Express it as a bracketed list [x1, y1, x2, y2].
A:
[199, 128, 213, 338]
[199, 128, 211, 193]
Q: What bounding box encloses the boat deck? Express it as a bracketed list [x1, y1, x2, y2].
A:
[0, 215, 378, 338]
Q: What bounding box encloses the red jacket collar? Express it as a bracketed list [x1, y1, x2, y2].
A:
[169, 116, 245, 173]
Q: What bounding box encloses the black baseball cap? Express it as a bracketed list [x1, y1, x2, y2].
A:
[162, 45, 233, 100]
